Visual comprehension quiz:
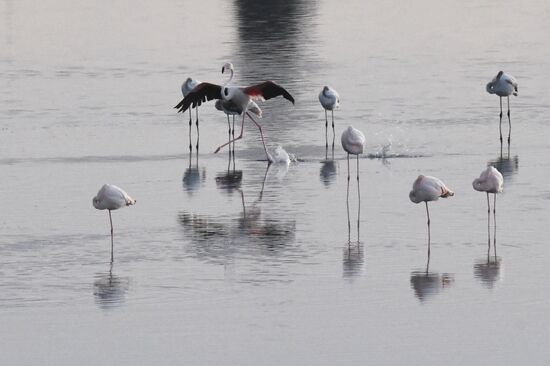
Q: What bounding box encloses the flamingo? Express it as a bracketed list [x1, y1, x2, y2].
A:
[341, 126, 365, 180]
[181, 77, 201, 150]
[486, 71, 518, 144]
[319, 86, 340, 150]
[409, 175, 454, 255]
[341, 126, 365, 243]
[93, 184, 136, 259]
[174, 62, 295, 163]
[473, 166, 504, 256]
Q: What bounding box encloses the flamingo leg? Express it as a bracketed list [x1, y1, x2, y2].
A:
[195, 107, 199, 150]
[239, 189, 246, 219]
[188, 109, 192, 151]
[247, 113, 272, 163]
[215, 113, 245, 153]
[356, 154, 361, 241]
[108, 210, 114, 261]
[507, 96, 511, 144]
[493, 193, 497, 259]
[226, 114, 232, 158]
[426, 254, 430, 274]
[346, 153, 351, 244]
[425, 202, 431, 257]
[487, 192, 491, 258]
[325, 109, 328, 150]
[499, 96, 503, 143]
[232, 115, 236, 152]
[227, 146, 231, 171]
[331, 110, 335, 151]
[226, 114, 231, 144]
[259, 163, 270, 201]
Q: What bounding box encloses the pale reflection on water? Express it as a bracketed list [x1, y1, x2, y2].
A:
[232, 0, 319, 82]
[342, 243, 364, 280]
[178, 162, 297, 269]
[489, 144, 519, 181]
[410, 253, 455, 303]
[410, 270, 455, 303]
[93, 261, 130, 310]
[182, 151, 206, 194]
[320, 159, 337, 187]
[474, 257, 502, 289]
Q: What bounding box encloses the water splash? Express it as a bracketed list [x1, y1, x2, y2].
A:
[375, 136, 393, 158]
[268, 145, 294, 164]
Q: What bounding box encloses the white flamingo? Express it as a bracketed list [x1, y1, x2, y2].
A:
[486, 71, 518, 144]
[341, 126, 365, 243]
[473, 166, 504, 256]
[93, 184, 136, 259]
[181, 77, 201, 150]
[319, 86, 340, 149]
[175, 62, 295, 163]
[409, 175, 454, 255]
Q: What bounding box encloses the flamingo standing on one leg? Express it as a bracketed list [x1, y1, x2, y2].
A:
[409, 175, 454, 256]
[93, 184, 136, 261]
[341, 126, 365, 243]
[174, 62, 295, 163]
[319, 86, 340, 151]
[486, 71, 518, 144]
[473, 166, 504, 257]
[181, 77, 201, 151]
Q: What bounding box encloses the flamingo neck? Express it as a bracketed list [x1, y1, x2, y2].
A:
[221, 69, 235, 101]
[223, 69, 234, 87]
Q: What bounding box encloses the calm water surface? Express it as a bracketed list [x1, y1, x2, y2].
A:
[2, 0, 550, 364]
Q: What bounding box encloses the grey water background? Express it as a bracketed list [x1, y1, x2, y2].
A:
[2, 0, 550, 364]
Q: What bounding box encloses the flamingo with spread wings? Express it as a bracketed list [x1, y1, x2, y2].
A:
[175, 62, 295, 163]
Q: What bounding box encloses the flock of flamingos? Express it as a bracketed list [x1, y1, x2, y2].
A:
[92, 63, 518, 260]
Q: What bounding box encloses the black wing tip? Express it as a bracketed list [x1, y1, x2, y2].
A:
[174, 99, 185, 110]
[284, 90, 295, 105]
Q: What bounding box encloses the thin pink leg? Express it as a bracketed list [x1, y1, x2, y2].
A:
[246, 113, 271, 163]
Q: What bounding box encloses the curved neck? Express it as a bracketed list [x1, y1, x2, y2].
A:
[223, 69, 234, 87]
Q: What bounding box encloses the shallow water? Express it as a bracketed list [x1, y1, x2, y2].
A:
[2, 0, 550, 364]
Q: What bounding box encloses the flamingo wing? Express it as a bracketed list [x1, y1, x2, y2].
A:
[504, 76, 519, 93]
[174, 82, 222, 113]
[243, 81, 295, 104]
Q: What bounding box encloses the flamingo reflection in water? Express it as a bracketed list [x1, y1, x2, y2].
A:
[320, 159, 337, 187]
[474, 257, 502, 289]
[343, 243, 364, 280]
[410, 250, 454, 303]
[93, 261, 130, 310]
[178, 163, 296, 260]
[182, 150, 206, 195]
